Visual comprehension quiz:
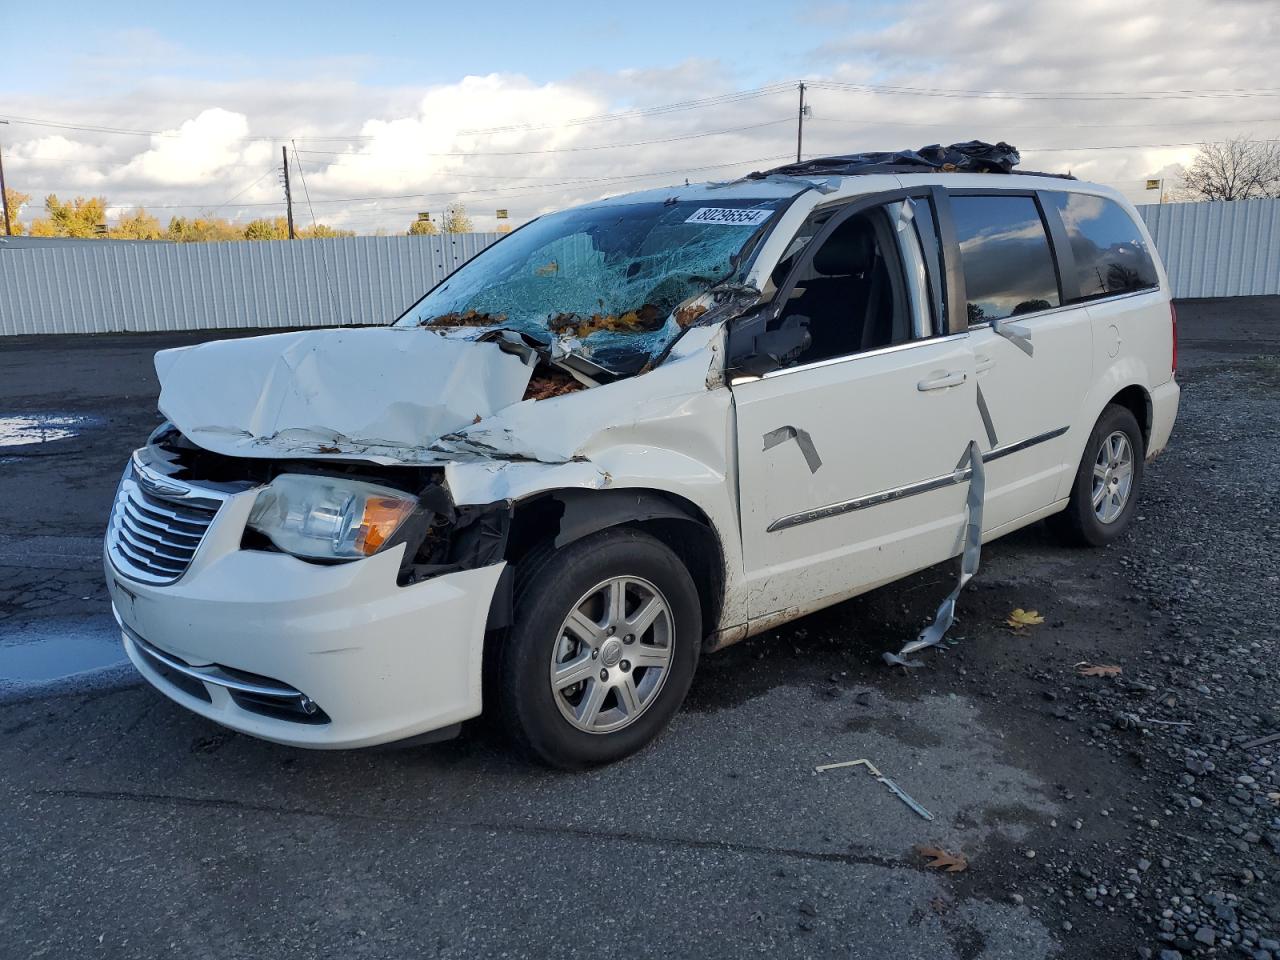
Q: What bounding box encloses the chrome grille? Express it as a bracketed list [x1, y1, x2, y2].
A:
[107, 458, 225, 585]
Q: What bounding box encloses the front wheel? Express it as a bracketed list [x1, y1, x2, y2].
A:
[1048, 404, 1145, 547]
[495, 528, 701, 768]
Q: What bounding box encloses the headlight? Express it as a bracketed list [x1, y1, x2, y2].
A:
[247, 474, 417, 561]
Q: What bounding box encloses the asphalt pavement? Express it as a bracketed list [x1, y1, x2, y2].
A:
[1, 299, 1277, 959]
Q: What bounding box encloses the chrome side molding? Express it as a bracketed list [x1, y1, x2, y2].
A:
[767, 426, 1068, 533]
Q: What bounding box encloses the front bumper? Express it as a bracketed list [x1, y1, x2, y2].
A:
[105, 488, 505, 749]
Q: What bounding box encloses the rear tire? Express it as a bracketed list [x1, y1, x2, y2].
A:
[1048, 404, 1144, 547]
[496, 528, 701, 769]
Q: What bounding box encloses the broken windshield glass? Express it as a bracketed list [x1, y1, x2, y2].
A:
[394, 198, 790, 372]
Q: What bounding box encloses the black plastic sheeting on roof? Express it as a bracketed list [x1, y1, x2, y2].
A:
[750, 140, 1071, 180]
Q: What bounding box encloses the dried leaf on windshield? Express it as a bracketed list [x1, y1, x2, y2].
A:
[675, 303, 709, 327]
[548, 304, 665, 338]
[425, 309, 508, 327]
[1006, 608, 1045, 629]
[916, 846, 968, 872]
[1077, 663, 1123, 677]
[523, 366, 586, 401]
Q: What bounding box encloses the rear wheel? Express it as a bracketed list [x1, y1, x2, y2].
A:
[496, 528, 701, 768]
[1049, 404, 1145, 547]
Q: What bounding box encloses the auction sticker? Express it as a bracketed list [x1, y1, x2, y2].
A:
[684, 207, 773, 226]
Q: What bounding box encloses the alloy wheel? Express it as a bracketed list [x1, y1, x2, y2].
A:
[549, 576, 674, 734]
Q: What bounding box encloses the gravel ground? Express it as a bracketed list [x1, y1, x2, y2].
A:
[0, 298, 1277, 959]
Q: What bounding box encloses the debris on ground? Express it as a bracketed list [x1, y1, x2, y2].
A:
[1006, 608, 1045, 629]
[1077, 663, 1123, 677]
[916, 846, 969, 873]
[815, 758, 934, 821]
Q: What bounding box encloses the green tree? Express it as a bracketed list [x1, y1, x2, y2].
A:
[439, 203, 473, 234]
[407, 216, 439, 236]
[29, 194, 108, 238]
[2, 188, 30, 235]
[111, 207, 164, 240]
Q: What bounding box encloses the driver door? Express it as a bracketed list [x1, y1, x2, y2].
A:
[732, 192, 982, 621]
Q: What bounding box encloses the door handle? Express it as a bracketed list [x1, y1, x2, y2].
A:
[917, 370, 967, 391]
[975, 353, 996, 373]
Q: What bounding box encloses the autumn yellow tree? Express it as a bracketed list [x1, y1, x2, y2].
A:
[242, 216, 290, 240]
[29, 195, 108, 238]
[2, 189, 30, 235]
[111, 208, 164, 240]
[407, 216, 439, 236]
[298, 223, 354, 239]
[165, 216, 244, 243]
[439, 203, 473, 234]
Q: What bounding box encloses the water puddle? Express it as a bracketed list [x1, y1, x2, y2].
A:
[0, 413, 100, 448]
[0, 618, 126, 683]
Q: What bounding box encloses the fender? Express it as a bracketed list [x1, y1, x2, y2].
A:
[550, 488, 705, 549]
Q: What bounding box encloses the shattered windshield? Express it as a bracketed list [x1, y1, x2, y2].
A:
[394, 197, 789, 371]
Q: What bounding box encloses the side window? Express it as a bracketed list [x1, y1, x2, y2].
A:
[1045, 192, 1159, 300]
[951, 195, 1061, 324]
[773, 201, 931, 366]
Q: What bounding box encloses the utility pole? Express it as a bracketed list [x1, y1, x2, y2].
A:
[281, 145, 296, 240]
[0, 120, 11, 237]
[795, 82, 807, 163]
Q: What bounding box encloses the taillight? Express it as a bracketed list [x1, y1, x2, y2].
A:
[1170, 302, 1178, 375]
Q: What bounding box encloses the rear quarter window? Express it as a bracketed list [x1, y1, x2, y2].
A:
[950, 195, 1061, 324]
[1045, 192, 1159, 300]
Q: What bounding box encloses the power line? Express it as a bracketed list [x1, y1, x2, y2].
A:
[127, 154, 792, 210]
[204, 165, 277, 214]
[455, 84, 798, 135]
[808, 115, 1280, 131]
[807, 79, 1280, 102]
[295, 118, 795, 159]
[0, 86, 796, 144]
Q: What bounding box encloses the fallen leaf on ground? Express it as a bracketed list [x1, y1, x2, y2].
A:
[916, 846, 968, 872]
[1077, 663, 1123, 677]
[1006, 608, 1045, 629]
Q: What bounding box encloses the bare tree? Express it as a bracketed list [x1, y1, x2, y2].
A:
[1183, 136, 1280, 201]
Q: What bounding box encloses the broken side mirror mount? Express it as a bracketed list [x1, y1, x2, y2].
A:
[730, 314, 812, 378]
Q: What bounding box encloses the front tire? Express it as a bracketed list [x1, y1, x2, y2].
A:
[1049, 404, 1145, 547]
[496, 528, 701, 769]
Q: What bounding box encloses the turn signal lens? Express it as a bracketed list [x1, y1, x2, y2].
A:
[355, 497, 417, 556]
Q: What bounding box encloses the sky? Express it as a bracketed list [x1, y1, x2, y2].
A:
[2, 0, 1278, 234]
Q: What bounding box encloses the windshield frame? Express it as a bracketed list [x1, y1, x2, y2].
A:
[390, 192, 803, 369]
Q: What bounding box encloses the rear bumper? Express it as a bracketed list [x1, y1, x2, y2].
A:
[107, 534, 505, 749]
[1148, 378, 1180, 458]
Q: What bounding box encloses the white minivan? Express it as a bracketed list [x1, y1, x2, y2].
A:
[105, 151, 1179, 767]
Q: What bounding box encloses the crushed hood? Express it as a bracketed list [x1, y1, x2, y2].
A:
[155, 327, 535, 461]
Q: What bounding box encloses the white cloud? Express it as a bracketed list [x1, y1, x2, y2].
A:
[110, 108, 270, 186]
[3, 1, 1278, 230]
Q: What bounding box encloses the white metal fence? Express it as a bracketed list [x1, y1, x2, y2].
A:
[1, 199, 1277, 336]
[0, 233, 502, 336]
[1135, 199, 1280, 299]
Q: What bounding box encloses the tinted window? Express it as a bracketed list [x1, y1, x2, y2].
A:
[1046, 192, 1159, 300]
[952, 196, 1060, 324]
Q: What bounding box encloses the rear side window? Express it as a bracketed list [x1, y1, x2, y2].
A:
[1045, 192, 1159, 300]
[951, 195, 1061, 324]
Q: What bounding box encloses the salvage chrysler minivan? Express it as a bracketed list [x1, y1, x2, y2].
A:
[106, 146, 1179, 767]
